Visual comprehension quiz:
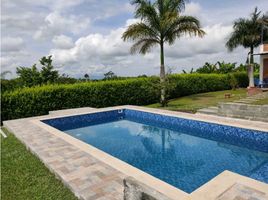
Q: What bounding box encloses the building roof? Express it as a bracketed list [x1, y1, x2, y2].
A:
[252, 52, 268, 56]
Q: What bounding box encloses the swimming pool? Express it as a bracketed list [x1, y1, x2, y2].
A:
[42, 109, 268, 193]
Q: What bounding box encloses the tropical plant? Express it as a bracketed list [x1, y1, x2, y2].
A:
[196, 62, 217, 73]
[182, 68, 194, 74]
[216, 61, 236, 74]
[226, 7, 268, 63]
[122, 0, 205, 106]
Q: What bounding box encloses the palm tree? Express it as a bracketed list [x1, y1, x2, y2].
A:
[226, 8, 267, 86]
[122, 0, 205, 106]
[226, 8, 267, 62]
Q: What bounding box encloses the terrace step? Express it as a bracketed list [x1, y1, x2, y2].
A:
[243, 98, 258, 101]
[197, 106, 219, 115]
[234, 100, 254, 104]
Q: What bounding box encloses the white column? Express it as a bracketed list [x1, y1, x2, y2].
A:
[248, 54, 254, 87]
[248, 64, 254, 87]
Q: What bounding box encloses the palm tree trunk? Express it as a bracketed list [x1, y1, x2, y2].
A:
[160, 42, 166, 106]
[248, 46, 254, 87]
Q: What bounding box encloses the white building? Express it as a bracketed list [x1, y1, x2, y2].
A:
[248, 43, 268, 95]
[259, 43, 268, 85]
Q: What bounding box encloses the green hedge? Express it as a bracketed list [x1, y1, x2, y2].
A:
[1, 73, 248, 121]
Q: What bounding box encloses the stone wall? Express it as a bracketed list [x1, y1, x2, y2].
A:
[218, 103, 268, 122]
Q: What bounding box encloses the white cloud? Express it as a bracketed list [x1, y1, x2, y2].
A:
[1, 37, 24, 52]
[49, 20, 240, 77]
[34, 12, 90, 40]
[0, 51, 33, 77]
[166, 24, 233, 58]
[52, 35, 74, 49]
[184, 2, 202, 16]
[93, 2, 134, 20]
[2, 0, 267, 79]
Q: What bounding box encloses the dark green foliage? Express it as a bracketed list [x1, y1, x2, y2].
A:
[16, 64, 42, 87]
[1, 73, 248, 121]
[196, 62, 217, 73]
[39, 55, 59, 84]
[103, 71, 117, 80]
[169, 74, 230, 97]
[56, 75, 78, 84]
[16, 55, 59, 87]
[227, 74, 239, 90]
[1, 78, 22, 93]
[195, 61, 260, 74]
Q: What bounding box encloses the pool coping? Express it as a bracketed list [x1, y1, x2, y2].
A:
[29, 105, 268, 199]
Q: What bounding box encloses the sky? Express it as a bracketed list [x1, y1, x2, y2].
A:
[1, 0, 268, 79]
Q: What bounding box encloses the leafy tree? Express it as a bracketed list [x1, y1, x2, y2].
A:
[57, 74, 77, 84]
[104, 71, 117, 80]
[138, 74, 148, 78]
[40, 56, 59, 84]
[16, 55, 59, 87]
[226, 7, 268, 63]
[0, 71, 11, 79]
[122, 0, 205, 106]
[84, 73, 90, 81]
[16, 64, 42, 87]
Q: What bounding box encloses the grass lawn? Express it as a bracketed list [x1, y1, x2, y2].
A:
[1, 128, 78, 200]
[147, 89, 247, 113]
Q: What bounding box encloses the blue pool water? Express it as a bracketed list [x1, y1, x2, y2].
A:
[43, 109, 268, 193]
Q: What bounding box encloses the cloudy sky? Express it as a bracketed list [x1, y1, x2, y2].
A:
[1, 0, 268, 79]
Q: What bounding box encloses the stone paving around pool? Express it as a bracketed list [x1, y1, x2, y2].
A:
[3, 106, 268, 200]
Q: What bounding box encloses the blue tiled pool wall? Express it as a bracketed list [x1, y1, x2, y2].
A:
[42, 110, 124, 131]
[42, 109, 268, 153]
[124, 109, 268, 153]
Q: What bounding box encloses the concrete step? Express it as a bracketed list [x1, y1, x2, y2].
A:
[197, 107, 219, 115]
[233, 101, 251, 104]
[243, 98, 258, 101]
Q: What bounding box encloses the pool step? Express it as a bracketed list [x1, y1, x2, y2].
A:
[250, 162, 268, 183]
[197, 106, 219, 115]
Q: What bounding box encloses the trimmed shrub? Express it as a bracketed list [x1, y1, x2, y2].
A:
[1, 73, 248, 121]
